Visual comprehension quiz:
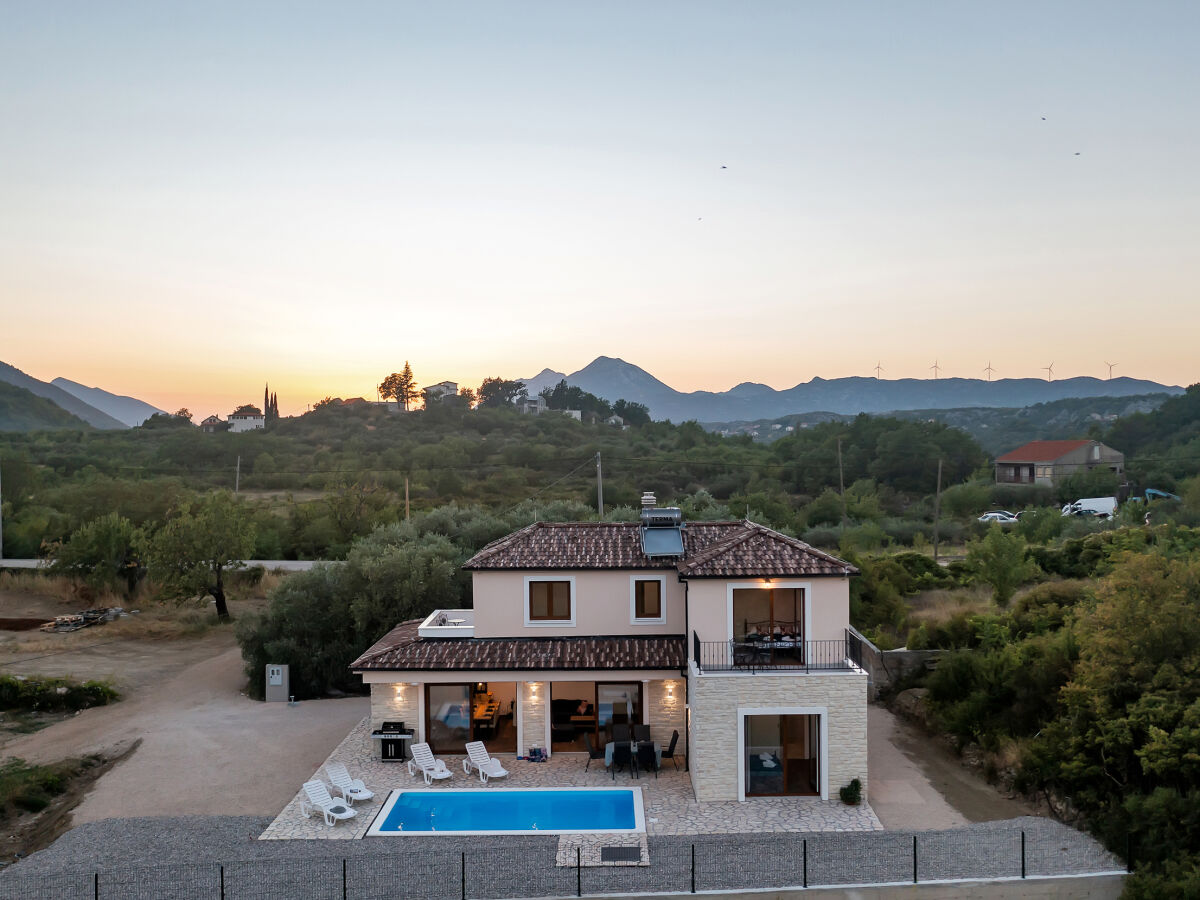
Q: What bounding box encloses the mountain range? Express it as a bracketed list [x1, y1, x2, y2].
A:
[0, 362, 128, 429]
[519, 357, 1185, 422]
[51, 377, 165, 427]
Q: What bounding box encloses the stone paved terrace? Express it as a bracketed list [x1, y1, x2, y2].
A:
[260, 717, 882, 840]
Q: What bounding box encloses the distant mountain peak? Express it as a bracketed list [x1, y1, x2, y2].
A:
[0, 362, 126, 429]
[513, 356, 1183, 423]
[52, 378, 165, 427]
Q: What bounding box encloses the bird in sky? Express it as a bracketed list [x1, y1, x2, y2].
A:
[1075, 152, 1081, 156]
[720, 165, 727, 169]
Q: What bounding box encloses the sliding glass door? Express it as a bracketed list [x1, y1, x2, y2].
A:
[744, 713, 820, 797]
[426, 683, 517, 754]
[733, 588, 804, 665]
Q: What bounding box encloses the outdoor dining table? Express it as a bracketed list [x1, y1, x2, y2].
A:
[604, 741, 661, 769]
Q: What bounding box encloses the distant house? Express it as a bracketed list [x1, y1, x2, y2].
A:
[604, 414, 627, 429]
[228, 405, 265, 433]
[995, 440, 1124, 487]
[424, 381, 459, 402]
[516, 396, 548, 415]
[200, 414, 227, 434]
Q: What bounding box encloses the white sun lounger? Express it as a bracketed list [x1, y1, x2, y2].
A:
[463, 741, 509, 783]
[300, 780, 358, 827]
[408, 742, 453, 785]
[325, 761, 374, 804]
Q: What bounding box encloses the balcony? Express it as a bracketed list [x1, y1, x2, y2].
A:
[693, 630, 864, 674]
[417, 609, 475, 638]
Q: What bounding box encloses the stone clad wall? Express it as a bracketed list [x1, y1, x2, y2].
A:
[520, 681, 548, 756]
[369, 682, 420, 734]
[646, 678, 686, 749]
[687, 671, 868, 803]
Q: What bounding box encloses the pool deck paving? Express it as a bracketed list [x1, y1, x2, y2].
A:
[260, 717, 882, 842]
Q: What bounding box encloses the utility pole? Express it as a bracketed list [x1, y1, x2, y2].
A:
[932, 458, 943, 563]
[837, 438, 847, 534]
[0, 456, 4, 562]
[405, 477, 410, 521]
[595, 452, 604, 517]
[235, 455, 241, 494]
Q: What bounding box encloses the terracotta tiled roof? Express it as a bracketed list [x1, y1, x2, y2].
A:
[995, 440, 1091, 463]
[463, 521, 854, 578]
[350, 620, 686, 672]
[676, 522, 856, 578]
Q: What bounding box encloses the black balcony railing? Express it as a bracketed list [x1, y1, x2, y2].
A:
[693, 631, 862, 673]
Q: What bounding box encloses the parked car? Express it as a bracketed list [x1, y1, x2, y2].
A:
[1061, 497, 1117, 519]
[978, 510, 1019, 524]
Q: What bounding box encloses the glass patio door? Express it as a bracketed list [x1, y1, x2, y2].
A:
[733, 588, 805, 665]
[597, 683, 642, 743]
[744, 714, 820, 797]
[426, 684, 471, 754]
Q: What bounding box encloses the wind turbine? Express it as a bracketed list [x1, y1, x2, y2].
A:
[1042, 363, 1054, 382]
[1105, 361, 1117, 380]
[930, 360, 940, 380]
[874, 361, 883, 379]
[984, 361, 996, 382]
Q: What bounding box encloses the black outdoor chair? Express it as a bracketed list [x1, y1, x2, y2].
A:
[661, 730, 680, 770]
[583, 732, 606, 772]
[631, 724, 651, 742]
[611, 742, 633, 779]
[612, 724, 631, 743]
[636, 742, 657, 779]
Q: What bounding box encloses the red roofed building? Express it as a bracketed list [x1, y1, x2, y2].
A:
[994, 439, 1124, 487]
[351, 495, 870, 804]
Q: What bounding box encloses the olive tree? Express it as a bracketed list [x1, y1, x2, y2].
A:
[144, 492, 256, 619]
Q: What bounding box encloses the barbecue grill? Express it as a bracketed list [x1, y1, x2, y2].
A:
[369, 720, 414, 762]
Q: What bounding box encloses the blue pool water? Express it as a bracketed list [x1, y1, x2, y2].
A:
[373, 789, 638, 834]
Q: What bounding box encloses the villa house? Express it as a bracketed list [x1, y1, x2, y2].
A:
[351, 496, 868, 804]
[228, 405, 266, 433]
[994, 439, 1124, 487]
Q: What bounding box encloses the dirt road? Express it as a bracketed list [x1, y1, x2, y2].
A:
[2, 636, 367, 823]
[868, 704, 1039, 829]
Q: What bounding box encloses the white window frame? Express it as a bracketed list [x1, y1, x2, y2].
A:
[726, 581, 811, 643]
[524, 576, 576, 627]
[737, 705, 828, 801]
[629, 574, 667, 625]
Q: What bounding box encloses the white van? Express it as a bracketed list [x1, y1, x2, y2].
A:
[1061, 497, 1117, 519]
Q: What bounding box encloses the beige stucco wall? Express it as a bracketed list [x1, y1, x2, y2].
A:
[687, 670, 868, 803]
[686, 578, 851, 644]
[471, 569, 685, 638]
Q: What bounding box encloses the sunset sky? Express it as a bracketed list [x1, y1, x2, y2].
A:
[2, 2, 1198, 417]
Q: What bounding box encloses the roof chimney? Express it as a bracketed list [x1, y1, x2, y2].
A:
[641, 492, 657, 509]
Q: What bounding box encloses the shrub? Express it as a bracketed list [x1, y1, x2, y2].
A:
[0, 676, 118, 713]
[839, 778, 862, 805]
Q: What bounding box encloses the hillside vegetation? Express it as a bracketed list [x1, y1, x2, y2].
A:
[0, 401, 988, 559]
[0, 382, 89, 432]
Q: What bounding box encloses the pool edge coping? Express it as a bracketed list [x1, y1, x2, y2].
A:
[364, 786, 647, 838]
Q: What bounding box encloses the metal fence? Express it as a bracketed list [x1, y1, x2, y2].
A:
[0, 826, 1125, 900]
[693, 632, 863, 673]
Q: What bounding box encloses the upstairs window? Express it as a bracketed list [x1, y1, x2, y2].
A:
[526, 578, 574, 625]
[630, 575, 667, 624]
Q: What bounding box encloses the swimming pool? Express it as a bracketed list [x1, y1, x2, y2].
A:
[366, 787, 645, 836]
